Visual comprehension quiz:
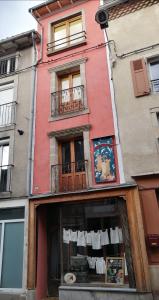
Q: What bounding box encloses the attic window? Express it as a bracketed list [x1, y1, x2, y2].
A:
[0, 57, 16, 76]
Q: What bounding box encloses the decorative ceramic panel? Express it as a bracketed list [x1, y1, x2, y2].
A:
[93, 137, 116, 183]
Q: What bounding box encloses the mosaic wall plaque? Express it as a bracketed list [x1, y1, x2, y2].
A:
[93, 137, 116, 183]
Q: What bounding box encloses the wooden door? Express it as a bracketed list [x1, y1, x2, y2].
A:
[59, 138, 86, 192]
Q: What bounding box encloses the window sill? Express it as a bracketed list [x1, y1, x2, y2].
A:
[0, 191, 11, 198]
[0, 124, 15, 132]
[47, 40, 87, 56]
[49, 108, 89, 122]
[59, 285, 136, 292]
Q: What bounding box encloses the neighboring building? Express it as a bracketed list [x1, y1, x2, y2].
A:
[102, 0, 159, 297]
[0, 30, 40, 300]
[28, 1, 152, 300]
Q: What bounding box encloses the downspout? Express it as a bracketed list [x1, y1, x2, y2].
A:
[100, 0, 125, 183]
[28, 10, 44, 195]
[27, 31, 38, 196]
[29, 10, 44, 63]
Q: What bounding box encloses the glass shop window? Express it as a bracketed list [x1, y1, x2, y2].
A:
[61, 199, 135, 288]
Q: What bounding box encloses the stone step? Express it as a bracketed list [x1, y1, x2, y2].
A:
[43, 298, 59, 300]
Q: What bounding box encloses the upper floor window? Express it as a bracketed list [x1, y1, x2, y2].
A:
[149, 58, 159, 93]
[0, 83, 16, 127]
[0, 57, 16, 76]
[0, 140, 10, 192]
[130, 57, 159, 97]
[48, 14, 86, 54]
[52, 68, 85, 116]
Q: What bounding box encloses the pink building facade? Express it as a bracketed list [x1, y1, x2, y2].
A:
[32, 1, 119, 195]
[27, 1, 152, 300]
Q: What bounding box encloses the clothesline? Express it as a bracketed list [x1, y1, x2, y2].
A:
[63, 227, 123, 249]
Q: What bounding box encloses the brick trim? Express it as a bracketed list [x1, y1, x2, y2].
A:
[108, 0, 158, 21]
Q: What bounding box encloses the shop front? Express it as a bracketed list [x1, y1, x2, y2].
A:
[27, 185, 152, 300]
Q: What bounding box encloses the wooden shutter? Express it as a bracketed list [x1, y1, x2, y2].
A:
[130, 58, 150, 97]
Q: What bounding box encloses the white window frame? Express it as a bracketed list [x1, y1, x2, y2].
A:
[0, 139, 10, 192]
[0, 56, 17, 76]
[49, 58, 88, 120]
[148, 56, 159, 93]
[0, 82, 15, 127]
[48, 10, 86, 54]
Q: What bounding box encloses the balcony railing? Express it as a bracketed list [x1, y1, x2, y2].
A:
[51, 160, 88, 193]
[0, 165, 13, 192]
[0, 102, 16, 127]
[47, 31, 86, 53]
[51, 85, 85, 116]
[151, 79, 159, 92]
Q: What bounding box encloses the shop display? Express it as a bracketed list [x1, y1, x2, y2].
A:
[105, 257, 124, 285]
[61, 200, 134, 287]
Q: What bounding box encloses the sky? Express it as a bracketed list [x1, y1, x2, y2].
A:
[0, 0, 44, 40]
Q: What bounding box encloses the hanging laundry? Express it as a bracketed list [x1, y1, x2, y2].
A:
[85, 231, 92, 246]
[77, 230, 86, 247]
[63, 228, 71, 244]
[87, 256, 96, 269]
[118, 227, 123, 243]
[96, 257, 106, 274]
[100, 229, 109, 246]
[124, 253, 128, 276]
[110, 227, 120, 244]
[91, 231, 101, 250]
[70, 230, 78, 242]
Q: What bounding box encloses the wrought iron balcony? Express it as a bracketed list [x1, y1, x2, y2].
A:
[151, 79, 159, 92]
[0, 165, 13, 193]
[47, 31, 86, 53]
[51, 160, 88, 193]
[51, 85, 85, 116]
[0, 102, 16, 127]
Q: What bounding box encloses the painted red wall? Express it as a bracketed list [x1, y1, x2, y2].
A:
[33, 0, 119, 194]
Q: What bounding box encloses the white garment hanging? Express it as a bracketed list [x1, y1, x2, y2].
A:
[87, 257, 96, 269]
[96, 257, 106, 274]
[91, 231, 101, 250]
[110, 227, 120, 244]
[100, 229, 109, 246]
[77, 231, 86, 247]
[118, 228, 123, 243]
[63, 228, 71, 244]
[124, 253, 128, 276]
[70, 230, 78, 242]
[85, 231, 92, 246]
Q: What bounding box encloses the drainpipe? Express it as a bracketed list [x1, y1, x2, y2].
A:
[29, 9, 44, 63]
[100, 0, 125, 183]
[27, 10, 44, 195]
[27, 31, 38, 196]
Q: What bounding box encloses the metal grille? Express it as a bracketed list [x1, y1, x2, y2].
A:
[0, 102, 16, 126]
[151, 79, 159, 92]
[51, 85, 85, 116]
[47, 31, 86, 53]
[51, 160, 88, 193]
